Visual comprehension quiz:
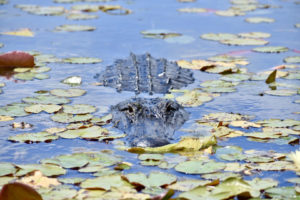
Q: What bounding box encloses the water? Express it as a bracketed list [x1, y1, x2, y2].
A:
[0, 0, 299, 194]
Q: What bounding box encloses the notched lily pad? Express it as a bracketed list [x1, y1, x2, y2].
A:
[8, 132, 59, 143]
[58, 125, 107, 139]
[63, 57, 102, 64]
[51, 113, 93, 123]
[175, 160, 226, 174]
[24, 104, 62, 114]
[175, 90, 216, 107]
[264, 89, 298, 96]
[252, 46, 288, 53]
[54, 25, 96, 32]
[0, 103, 31, 117]
[50, 88, 86, 97]
[62, 104, 96, 114]
[220, 38, 269, 46]
[22, 95, 70, 105]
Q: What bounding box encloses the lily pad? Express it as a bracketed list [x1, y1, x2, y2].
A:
[252, 46, 289, 53]
[63, 57, 102, 64]
[215, 9, 245, 16]
[265, 187, 300, 199]
[201, 172, 241, 181]
[58, 125, 107, 139]
[22, 95, 70, 104]
[238, 32, 271, 38]
[0, 116, 14, 121]
[54, 25, 96, 32]
[200, 33, 238, 41]
[284, 56, 300, 63]
[167, 179, 211, 191]
[50, 88, 86, 97]
[0, 103, 30, 117]
[175, 160, 226, 174]
[62, 104, 96, 114]
[245, 17, 275, 23]
[220, 73, 251, 82]
[16, 164, 66, 177]
[264, 89, 298, 96]
[14, 72, 49, 81]
[16, 5, 65, 16]
[80, 174, 132, 190]
[61, 76, 82, 86]
[176, 90, 215, 107]
[141, 29, 181, 39]
[220, 38, 269, 46]
[66, 13, 98, 20]
[51, 113, 93, 123]
[177, 7, 208, 13]
[24, 104, 62, 114]
[8, 132, 59, 143]
[71, 4, 100, 12]
[0, 163, 16, 176]
[257, 119, 300, 128]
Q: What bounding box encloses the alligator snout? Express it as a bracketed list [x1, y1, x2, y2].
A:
[111, 98, 189, 147]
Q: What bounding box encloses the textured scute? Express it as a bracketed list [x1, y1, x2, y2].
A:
[95, 53, 194, 94]
[111, 98, 189, 147]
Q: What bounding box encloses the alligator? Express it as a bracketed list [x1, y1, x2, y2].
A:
[111, 97, 189, 147]
[96, 53, 194, 147]
[95, 53, 194, 95]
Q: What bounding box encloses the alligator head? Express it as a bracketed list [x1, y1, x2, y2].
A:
[111, 98, 189, 147]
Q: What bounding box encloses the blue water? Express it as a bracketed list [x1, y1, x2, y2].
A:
[0, 0, 299, 192]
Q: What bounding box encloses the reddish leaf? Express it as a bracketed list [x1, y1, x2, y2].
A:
[0, 182, 42, 200]
[0, 51, 34, 68]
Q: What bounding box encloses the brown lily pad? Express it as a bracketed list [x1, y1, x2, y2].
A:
[0, 51, 35, 68]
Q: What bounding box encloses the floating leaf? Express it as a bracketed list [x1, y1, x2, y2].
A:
[0, 163, 16, 176]
[245, 17, 275, 23]
[200, 33, 238, 41]
[51, 113, 93, 123]
[215, 9, 245, 16]
[229, 120, 261, 128]
[22, 95, 70, 104]
[253, 46, 288, 53]
[178, 7, 209, 13]
[201, 172, 241, 181]
[37, 186, 77, 200]
[257, 119, 300, 128]
[8, 132, 59, 143]
[16, 164, 66, 177]
[238, 32, 271, 38]
[66, 13, 98, 20]
[58, 126, 107, 139]
[167, 179, 211, 191]
[63, 57, 102, 64]
[16, 5, 65, 16]
[1, 28, 34, 37]
[0, 116, 14, 122]
[14, 72, 49, 81]
[71, 4, 100, 12]
[128, 136, 217, 154]
[99, 5, 131, 15]
[220, 73, 251, 82]
[58, 177, 85, 184]
[220, 38, 268, 46]
[175, 160, 226, 174]
[62, 104, 96, 114]
[61, 76, 82, 86]
[265, 187, 300, 199]
[264, 89, 297, 96]
[54, 24, 96, 32]
[176, 90, 215, 107]
[125, 171, 177, 188]
[50, 88, 86, 97]
[24, 104, 62, 114]
[141, 29, 181, 39]
[0, 103, 30, 117]
[284, 56, 300, 63]
[200, 112, 254, 122]
[20, 171, 60, 188]
[80, 174, 132, 190]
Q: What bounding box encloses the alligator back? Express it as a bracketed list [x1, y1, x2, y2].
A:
[96, 53, 194, 94]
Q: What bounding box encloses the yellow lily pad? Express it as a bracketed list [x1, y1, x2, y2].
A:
[1, 28, 34, 37]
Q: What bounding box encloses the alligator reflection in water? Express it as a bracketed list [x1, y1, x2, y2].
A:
[96, 53, 194, 147]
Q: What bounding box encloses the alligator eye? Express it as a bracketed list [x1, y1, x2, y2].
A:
[128, 106, 134, 113]
[166, 103, 176, 112]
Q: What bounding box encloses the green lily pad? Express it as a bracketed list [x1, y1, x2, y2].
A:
[16, 5, 65, 16]
[283, 71, 300, 80]
[0, 103, 30, 117]
[284, 56, 300, 63]
[34, 54, 62, 63]
[245, 17, 275, 23]
[175, 160, 226, 174]
[216, 146, 245, 161]
[80, 174, 133, 190]
[58, 177, 85, 184]
[177, 7, 208, 13]
[238, 32, 271, 38]
[167, 179, 211, 191]
[54, 25, 96, 32]
[61, 76, 82, 86]
[8, 132, 59, 143]
[257, 119, 300, 128]
[63, 57, 102, 64]
[200, 112, 253, 122]
[200, 33, 238, 41]
[62, 104, 96, 114]
[51, 113, 93, 123]
[14, 72, 49, 81]
[201, 172, 241, 181]
[78, 165, 104, 173]
[50, 88, 86, 97]
[58, 126, 107, 139]
[252, 46, 289, 53]
[220, 73, 251, 82]
[138, 154, 164, 161]
[39, 187, 77, 200]
[295, 23, 300, 28]
[200, 80, 239, 88]
[207, 55, 248, 63]
[16, 164, 66, 176]
[215, 9, 245, 17]
[50, 154, 90, 169]
[141, 29, 181, 39]
[201, 87, 236, 93]
[265, 187, 300, 199]
[24, 104, 62, 113]
[31, 66, 51, 73]
[176, 90, 215, 107]
[66, 13, 98, 20]
[125, 171, 177, 188]
[22, 95, 70, 104]
[0, 163, 16, 176]
[220, 38, 269, 46]
[71, 4, 100, 12]
[264, 89, 298, 96]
